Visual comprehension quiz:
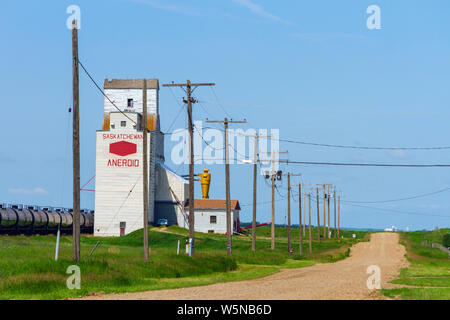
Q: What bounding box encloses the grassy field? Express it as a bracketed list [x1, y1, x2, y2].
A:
[0, 225, 368, 300]
[381, 228, 450, 300]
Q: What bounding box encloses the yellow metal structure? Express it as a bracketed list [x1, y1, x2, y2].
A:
[198, 168, 211, 199]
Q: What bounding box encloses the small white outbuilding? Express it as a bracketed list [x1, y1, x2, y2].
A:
[185, 199, 241, 234]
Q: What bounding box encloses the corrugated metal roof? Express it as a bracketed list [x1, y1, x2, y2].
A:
[104, 79, 159, 89]
[185, 199, 241, 210]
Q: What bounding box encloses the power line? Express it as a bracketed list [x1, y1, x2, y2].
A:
[197, 101, 217, 120]
[345, 186, 450, 204]
[169, 123, 450, 152]
[193, 124, 225, 150]
[291, 193, 450, 218]
[200, 100, 450, 151]
[286, 160, 450, 168]
[278, 138, 450, 151]
[165, 87, 186, 133]
[209, 86, 232, 119]
[78, 59, 138, 126]
[342, 202, 450, 218]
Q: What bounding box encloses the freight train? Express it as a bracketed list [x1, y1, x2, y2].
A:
[0, 203, 94, 235]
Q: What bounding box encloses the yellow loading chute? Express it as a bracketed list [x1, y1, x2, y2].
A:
[198, 168, 211, 199]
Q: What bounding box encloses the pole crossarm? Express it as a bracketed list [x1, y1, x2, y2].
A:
[260, 151, 289, 154]
[206, 119, 247, 124]
[236, 133, 271, 138]
[163, 83, 215, 87]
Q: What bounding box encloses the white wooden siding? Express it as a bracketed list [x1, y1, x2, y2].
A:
[104, 88, 158, 115]
[155, 163, 189, 228]
[193, 209, 240, 234]
[94, 128, 156, 237]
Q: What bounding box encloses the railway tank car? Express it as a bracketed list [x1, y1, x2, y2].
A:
[0, 203, 94, 235]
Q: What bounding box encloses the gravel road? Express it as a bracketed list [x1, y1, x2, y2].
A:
[82, 232, 408, 300]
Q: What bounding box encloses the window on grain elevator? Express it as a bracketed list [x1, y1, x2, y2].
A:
[120, 121, 126, 127]
[210, 215, 217, 224]
[127, 98, 134, 108]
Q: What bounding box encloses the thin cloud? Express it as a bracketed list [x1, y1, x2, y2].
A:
[8, 187, 49, 195]
[233, 0, 292, 25]
[292, 32, 367, 43]
[386, 150, 409, 160]
[418, 204, 441, 210]
[130, 0, 200, 16]
[0, 153, 15, 163]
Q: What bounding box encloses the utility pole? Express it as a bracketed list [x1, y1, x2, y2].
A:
[142, 79, 149, 262]
[287, 174, 291, 253]
[163, 81, 215, 257]
[318, 184, 332, 239]
[316, 187, 321, 242]
[271, 152, 275, 250]
[261, 151, 288, 250]
[334, 188, 337, 239]
[286, 174, 301, 254]
[252, 135, 258, 251]
[298, 184, 302, 255]
[206, 118, 247, 256]
[298, 183, 305, 255]
[338, 193, 341, 238]
[237, 133, 270, 251]
[303, 192, 306, 237]
[334, 190, 344, 239]
[71, 20, 80, 262]
[322, 185, 326, 237]
[292, 184, 308, 256]
[308, 193, 312, 255]
[327, 185, 331, 239]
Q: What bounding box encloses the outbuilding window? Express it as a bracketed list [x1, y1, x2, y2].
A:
[127, 98, 134, 108]
[210, 215, 217, 224]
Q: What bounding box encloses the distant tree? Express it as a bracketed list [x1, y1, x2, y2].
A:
[443, 233, 450, 248]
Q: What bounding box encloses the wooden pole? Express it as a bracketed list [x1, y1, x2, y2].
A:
[187, 81, 195, 256]
[316, 187, 321, 242]
[271, 152, 275, 250]
[235, 132, 270, 252]
[338, 195, 341, 238]
[72, 20, 81, 262]
[323, 184, 326, 237]
[334, 188, 337, 239]
[142, 79, 149, 262]
[287, 173, 291, 253]
[224, 119, 232, 256]
[162, 81, 215, 257]
[327, 185, 331, 239]
[206, 118, 246, 256]
[308, 193, 312, 255]
[252, 135, 257, 251]
[298, 184, 302, 256]
[303, 192, 306, 237]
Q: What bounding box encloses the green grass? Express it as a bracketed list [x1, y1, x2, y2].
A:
[0, 226, 368, 300]
[381, 228, 450, 300]
[382, 287, 450, 300]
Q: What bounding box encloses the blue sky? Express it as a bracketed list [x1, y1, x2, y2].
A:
[1, 0, 450, 230]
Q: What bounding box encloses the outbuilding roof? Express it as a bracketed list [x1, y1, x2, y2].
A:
[104, 79, 159, 89]
[185, 199, 241, 211]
